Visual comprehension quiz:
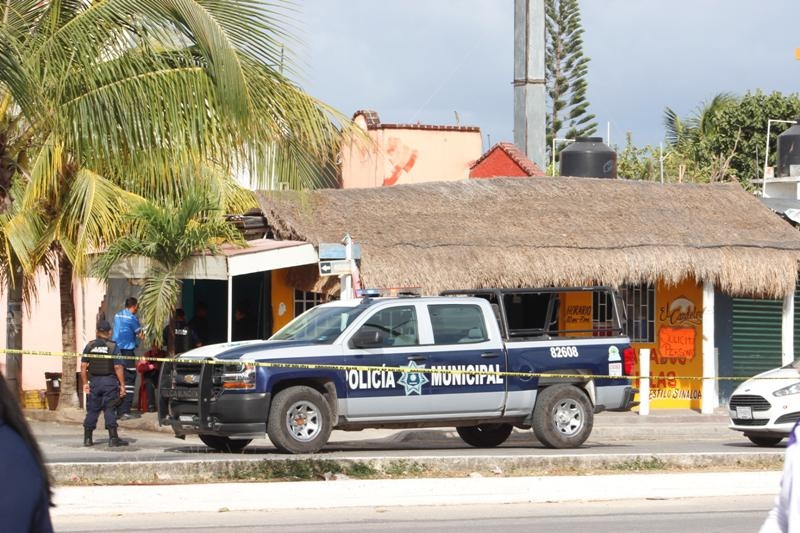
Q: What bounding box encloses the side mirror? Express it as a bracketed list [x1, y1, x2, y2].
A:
[350, 328, 386, 349]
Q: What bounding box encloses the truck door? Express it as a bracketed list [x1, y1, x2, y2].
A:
[342, 303, 438, 420]
[424, 303, 507, 417]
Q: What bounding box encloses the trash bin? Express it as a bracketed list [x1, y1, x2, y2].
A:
[44, 372, 62, 411]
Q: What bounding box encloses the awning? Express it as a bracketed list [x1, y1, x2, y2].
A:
[106, 239, 318, 280]
[761, 198, 800, 225]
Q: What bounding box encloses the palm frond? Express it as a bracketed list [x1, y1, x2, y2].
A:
[136, 264, 181, 348]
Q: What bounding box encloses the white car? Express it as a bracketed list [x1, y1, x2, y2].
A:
[729, 361, 800, 446]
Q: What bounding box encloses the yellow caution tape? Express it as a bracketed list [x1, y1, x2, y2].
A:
[0, 348, 784, 383]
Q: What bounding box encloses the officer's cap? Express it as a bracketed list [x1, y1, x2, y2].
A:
[97, 319, 112, 332]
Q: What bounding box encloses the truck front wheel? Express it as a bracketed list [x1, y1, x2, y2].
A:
[456, 423, 513, 448]
[267, 386, 332, 454]
[198, 435, 252, 453]
[532, 384, 593, 449]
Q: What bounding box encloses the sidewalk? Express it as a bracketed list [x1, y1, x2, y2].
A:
[51, 470, 783, 517]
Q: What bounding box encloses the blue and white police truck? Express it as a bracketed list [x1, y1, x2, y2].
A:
[159, 287, 636, 453]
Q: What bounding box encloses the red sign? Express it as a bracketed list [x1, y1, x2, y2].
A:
[658, 327, 696, 360]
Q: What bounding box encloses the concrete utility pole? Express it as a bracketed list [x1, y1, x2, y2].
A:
[513, 0, 546, 169]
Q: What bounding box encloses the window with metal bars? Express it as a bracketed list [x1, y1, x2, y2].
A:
[294, 289, 324, 318]
[592, 289, 613, 336]
[619, 284, 655, 342]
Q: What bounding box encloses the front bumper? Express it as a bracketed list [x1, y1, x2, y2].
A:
[158, 360, 270, 438]
[163, 391, 271, 438]
[729, 393, 800, 436]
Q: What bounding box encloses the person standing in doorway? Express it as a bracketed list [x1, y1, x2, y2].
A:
[81, 320, 128, 447]
[232, 300, 258, 341]
[113, 297, 143, 420]
[188, 301, 210, 346]
[163, 308, 200, 355]
[0, 371, 54, 531]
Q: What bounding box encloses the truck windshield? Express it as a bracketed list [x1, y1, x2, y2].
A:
[270, 306, 367, 344]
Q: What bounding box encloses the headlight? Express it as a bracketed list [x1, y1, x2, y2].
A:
[220, 362, 257, 390]
[774, 382, 800, 397]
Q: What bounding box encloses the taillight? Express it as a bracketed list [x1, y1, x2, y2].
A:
[623, 347, 635, 376]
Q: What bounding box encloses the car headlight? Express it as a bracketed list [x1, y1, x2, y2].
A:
[774, 382, 800, 397]
[220, 362, 257, 390]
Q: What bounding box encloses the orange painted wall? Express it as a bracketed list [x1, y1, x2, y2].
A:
[341, 119, 483, 188]
[271, 269, 295, 333]
[632, 278, 704, 410]
[558, 291, 593, 337]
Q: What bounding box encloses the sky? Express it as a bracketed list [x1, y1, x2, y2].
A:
[295, 0, 800, 152]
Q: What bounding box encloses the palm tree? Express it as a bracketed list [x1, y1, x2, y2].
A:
[0, 176, 50, 398]
[0, 1, 346, 405]
[664, 93, 737, 146]
[93, 185, 245, 354]
[663, 93, 739, 180]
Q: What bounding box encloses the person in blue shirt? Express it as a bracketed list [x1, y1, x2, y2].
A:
[112, 297, 144, 419]
[81, 320, 128, 447]
[0, 370, 54, 532]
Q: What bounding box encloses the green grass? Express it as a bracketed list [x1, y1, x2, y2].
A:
[382, 460, 426, 477]
[607, 456, 667, 472]
[230, 459, 378, 481]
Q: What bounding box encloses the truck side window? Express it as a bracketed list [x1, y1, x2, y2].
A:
[428, 304, 488, 345]
[356, 306, 419, 347]
[504, 293, 551, 337]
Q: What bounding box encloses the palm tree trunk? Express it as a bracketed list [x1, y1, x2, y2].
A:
[57, 248, 79, 409]
[168, 317, 176, 355]
[4, 260, 23, 402]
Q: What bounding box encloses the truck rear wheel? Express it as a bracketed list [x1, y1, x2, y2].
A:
[456, 423, 513, 448]
[532, 384, 593, 449]
[267, 386, 332, 454]
[198, 434, 252, 453]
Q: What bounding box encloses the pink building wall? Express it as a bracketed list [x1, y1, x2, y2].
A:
[0, 272, 107, 391]
[341, 110, 483, 188]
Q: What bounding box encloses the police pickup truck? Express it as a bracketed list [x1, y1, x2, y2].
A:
[159, 287, 636, 453]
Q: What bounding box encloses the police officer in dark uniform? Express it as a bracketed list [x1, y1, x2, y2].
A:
[163, 308, 200, 355]
[81, 320, 129, 447]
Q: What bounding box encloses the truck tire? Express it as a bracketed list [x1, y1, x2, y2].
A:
[198, 434, 252, 453]
[746, 434, 783, 447]
[532, 384, 593, 449]
[267, 386, 332, 454]
[456, 423, 513, 448]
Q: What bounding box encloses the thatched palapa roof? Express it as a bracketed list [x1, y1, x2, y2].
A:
[256, 177, 800, 298]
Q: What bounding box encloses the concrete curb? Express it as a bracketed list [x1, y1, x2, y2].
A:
[49, 451, 785, 485]
[50, 471, 783, 517]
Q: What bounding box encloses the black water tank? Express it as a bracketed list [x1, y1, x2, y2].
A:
[777, 119, 800, 177]
[559, 137, 617, 178]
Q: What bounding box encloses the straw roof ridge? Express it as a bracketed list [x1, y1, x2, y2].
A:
[256, 177, 800, 297]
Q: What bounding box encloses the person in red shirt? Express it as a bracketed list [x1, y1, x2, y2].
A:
[138, 344, 166, 413]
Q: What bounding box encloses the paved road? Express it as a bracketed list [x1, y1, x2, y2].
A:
[52, 495, 776, 532]
[32, 417, 784, 464]
[29, 408, 788, 485]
